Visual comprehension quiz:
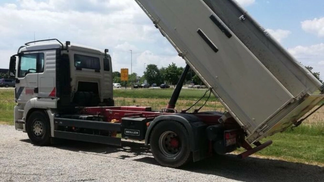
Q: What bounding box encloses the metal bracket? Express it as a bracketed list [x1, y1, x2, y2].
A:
[153, 19, 161, 28]
[239, 15, 246, 21]
[218, 112, 232, 123]
[239, 140, 272, 159]
[256, 124, 268, 135]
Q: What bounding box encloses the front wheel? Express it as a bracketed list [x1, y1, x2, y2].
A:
[150, 121, 191, 168]
[26, 111, 51, 146]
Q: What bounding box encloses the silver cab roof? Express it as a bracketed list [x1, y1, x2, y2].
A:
[18, 39, 105, 55]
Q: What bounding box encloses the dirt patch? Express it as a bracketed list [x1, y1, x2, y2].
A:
[303, 107, 324, 125]
[0, 121, 10, 125]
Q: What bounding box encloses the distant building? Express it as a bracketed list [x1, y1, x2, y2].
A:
[0, 68, 8, 74]
[0, 68, 9, 78]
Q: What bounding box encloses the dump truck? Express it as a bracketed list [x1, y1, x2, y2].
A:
[9, 0, 324, 167]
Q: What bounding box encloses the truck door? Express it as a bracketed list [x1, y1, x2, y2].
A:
[16, 52, 44, 103]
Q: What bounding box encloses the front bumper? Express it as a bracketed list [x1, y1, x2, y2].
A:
[15, 120, 26, 132]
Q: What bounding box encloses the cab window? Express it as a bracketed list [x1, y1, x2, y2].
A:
[18, 53, 44, 77]
[74, 54, 100, 70]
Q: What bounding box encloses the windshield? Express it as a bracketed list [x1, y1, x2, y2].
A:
[18, 53, 44, 77]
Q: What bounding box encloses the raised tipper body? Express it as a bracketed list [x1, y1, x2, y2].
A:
[135, 0, 324, 143]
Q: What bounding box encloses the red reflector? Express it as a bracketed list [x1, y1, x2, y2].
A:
[225, 132, 236, 139]
[49, 88, 56, 97]
[225, 133, 231, 139]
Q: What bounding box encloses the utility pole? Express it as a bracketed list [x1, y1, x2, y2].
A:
[130, 50, 133, 75]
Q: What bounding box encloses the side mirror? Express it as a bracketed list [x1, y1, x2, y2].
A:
[9, 55, 16, 78]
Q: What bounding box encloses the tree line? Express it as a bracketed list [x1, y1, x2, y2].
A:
[113, 63, 203, 86]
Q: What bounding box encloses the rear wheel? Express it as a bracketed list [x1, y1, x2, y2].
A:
[150, 121, 191, 168]
[26, 111, 51, 146]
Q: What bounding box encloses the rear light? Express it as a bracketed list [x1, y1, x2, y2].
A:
[225, 133, 231, 139]
[225, 131, 237, 146]
[225, 132, 236, 139]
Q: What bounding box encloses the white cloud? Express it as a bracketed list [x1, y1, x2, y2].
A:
[266, 29, 291, 43]
[318, 61, 324, 66]
[115, 42, 138, 53]
[0, 50, 15, 69]
[19, 0, 52, 10]
[301, 17, 324, 37]
[0, 0, 171, 75]
[288, 43, 324, 78]
[235, 0, 255, 6]
[135, 50, 185, 74]
[4, 3, 17, 9]
[137, 51, 184, 68]
[17, 0, 130, 12]
[288, 43, 324, 57]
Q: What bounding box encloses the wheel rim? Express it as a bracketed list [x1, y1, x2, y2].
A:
[158, 131, 181, 158]
[32, 120, 44, 137]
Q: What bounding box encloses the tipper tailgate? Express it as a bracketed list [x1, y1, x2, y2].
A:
[135, 0, 324, 143]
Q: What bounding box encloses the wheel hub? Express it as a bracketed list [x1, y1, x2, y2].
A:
[170, 138, 179, 148]
[159, 131, 181, 158]
[33, 121, 43, 136]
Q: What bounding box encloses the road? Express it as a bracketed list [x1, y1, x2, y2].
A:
[1, 124, 324, 182]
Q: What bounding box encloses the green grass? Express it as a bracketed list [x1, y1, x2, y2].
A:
[254, 124, 324, 164]
[0, 89, 15, 124]
[284, 123, 324, 136]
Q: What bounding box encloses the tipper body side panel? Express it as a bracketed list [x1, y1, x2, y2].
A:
[135, 0, 324, 143]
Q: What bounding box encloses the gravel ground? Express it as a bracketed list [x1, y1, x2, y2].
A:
[1, 125, 324, 182]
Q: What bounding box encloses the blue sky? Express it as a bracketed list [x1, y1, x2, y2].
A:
[247, 0, 324, 47]
[0, 0, 324, 78]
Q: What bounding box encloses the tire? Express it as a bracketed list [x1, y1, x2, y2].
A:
[150, 121, 191, 168]
[26, 111, 51, 146]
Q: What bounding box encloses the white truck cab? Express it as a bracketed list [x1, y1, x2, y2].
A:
[9, 39, 114, 132]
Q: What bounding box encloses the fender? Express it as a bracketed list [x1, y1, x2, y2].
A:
[23, 98, 57, 120]
[23, 97, 57, 137]
[145, 113, 208, 162]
